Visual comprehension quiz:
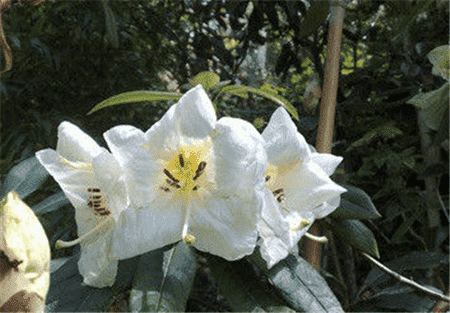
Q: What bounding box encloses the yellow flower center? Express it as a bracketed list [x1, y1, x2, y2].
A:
[157, 139, 214, 200]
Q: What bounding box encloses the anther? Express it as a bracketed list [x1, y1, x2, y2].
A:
[163, 169, 179, 183]
[179, 154, 185, 168]
[88, 188, 101, 193]
[277, 195, 284, 203]
[161, 186, 170, 192]
[193, 161, 207, 181]
[273, 188, 284, 195]
[192, 185, 199, 191]
[265, 175, 271, 182]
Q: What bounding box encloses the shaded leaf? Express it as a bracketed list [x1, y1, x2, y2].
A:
[45, 253, 140, 312]
[0, 156, 49, 200]
[330, 184, 381, 220]
[364, 251, 449, 288]
[208, 254, 295, 313]
[129, 242, 196, 312]
[346, 122, 403, 152]
[87, 91, 183, 115]
[330, 219, 379, 258]
[190, 71, 220, 89]
[375, 292, 435, 312]
[254, 252, 343, 313]
[298, 0, 330, 39]
[33, 191, 71, 215]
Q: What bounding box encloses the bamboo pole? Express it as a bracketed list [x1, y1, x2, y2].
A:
[305, 2, 345, 270]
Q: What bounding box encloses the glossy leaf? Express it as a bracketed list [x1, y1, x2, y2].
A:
[33, 191, 71, 215]
[87, 91, 183, 115]
[0, 156, 49, 200]
[259, 253, 344, 313]
[45, 253, 140, 312]
[208, 254, 295, 312]
[190, 71, 220, 89]
[330, 184, 381, 220]
[331, 219, 380, 258]
[129, 242, 196, 312]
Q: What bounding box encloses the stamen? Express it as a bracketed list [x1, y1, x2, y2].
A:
[304, 232, 328, 243]
[277, 195, 284, 203]
[88, 188, 101, 193]
[161, 186, 170, 192]
[179, 154, 185, 167]
[193, 161, 207, 181]
[192, 185, 199, 191]
[87, 188, 111, 217]
[55, 216, 114, 249]
[273, 188, 284, 195]
[290, 218, 311, 231]
[265, 175, 271, 182]
[163, 169, 179, 183]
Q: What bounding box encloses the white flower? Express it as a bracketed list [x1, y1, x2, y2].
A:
[36, 122, 128, 288]
[104, 85, 266, 261]
[257, 107, 346, 268]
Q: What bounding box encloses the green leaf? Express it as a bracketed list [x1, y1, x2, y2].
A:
[129, 242, 196, 312]
[33, 191, 70, 215]
[46, 253, 140, 312]
[330, 184, 381, 220]
[298, 0, 330, 38]
[330, 219, 379, 258]
[208, 255, 295, 313]
[259, 253, 344, 313]
[390, 208, 422, 244]
[221, 85, 299, 120]
[190, 71, 221, 89]
[346, 122, 403, 152]
[0, 156, 49, 200]
[87, 91, 183, 115]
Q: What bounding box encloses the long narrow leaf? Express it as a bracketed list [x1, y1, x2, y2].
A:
[330, 184, 381, 220]
[260, 253, 344, 313]
[33, 191, 71, 215]
[1, 156, 49, 200]
[87, 91, 183, 115]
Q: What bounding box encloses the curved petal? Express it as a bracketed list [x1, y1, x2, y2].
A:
[213, 117, 267, 197]
[285, 210, 315, 248]
[310, 152, 343, 176]
[112, 199, 184, 260]
[313, 195, 342, 219]
[78, 226, 117, 288]
[56, 121, 103, 163]
[104, 125, 161, 206]
[92, 150, 128, 219]
[189, 194, 262, 260]
[262, 107, 310, 167]
[174, 85, 216, 139]
[281, 160, 346, 214]
[257, 189, 291, 268]
[36, 149, 99, 236]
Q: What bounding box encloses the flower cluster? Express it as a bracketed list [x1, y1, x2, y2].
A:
[36, 85, 346, 287]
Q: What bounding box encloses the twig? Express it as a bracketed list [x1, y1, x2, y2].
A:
[362, 253, 450, 303]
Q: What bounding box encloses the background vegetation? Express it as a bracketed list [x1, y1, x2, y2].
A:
[1, 0, 448, 311]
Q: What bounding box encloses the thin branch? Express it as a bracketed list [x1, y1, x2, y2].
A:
[362, 253, 450, 303]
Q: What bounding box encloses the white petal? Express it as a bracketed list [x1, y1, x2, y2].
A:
[257, 189, 291, 268]
[112, 200, 184, 260]
[262, 107, 311, 167]
[78, 227, 118, 288]
[189, 194, 262, 260]
[313, 195, 342, 219]
[213, 117, 267, 197]
[36, 149, 99, 236]
[56, 121, 103, 163]
[104, 125, 161, 206]
[285, 210, 315, 248]
[174, 85, 216, 138]
[92, 150, 128, 218]
[310, 152, 343, 176]
[281, 160, 346, 214]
